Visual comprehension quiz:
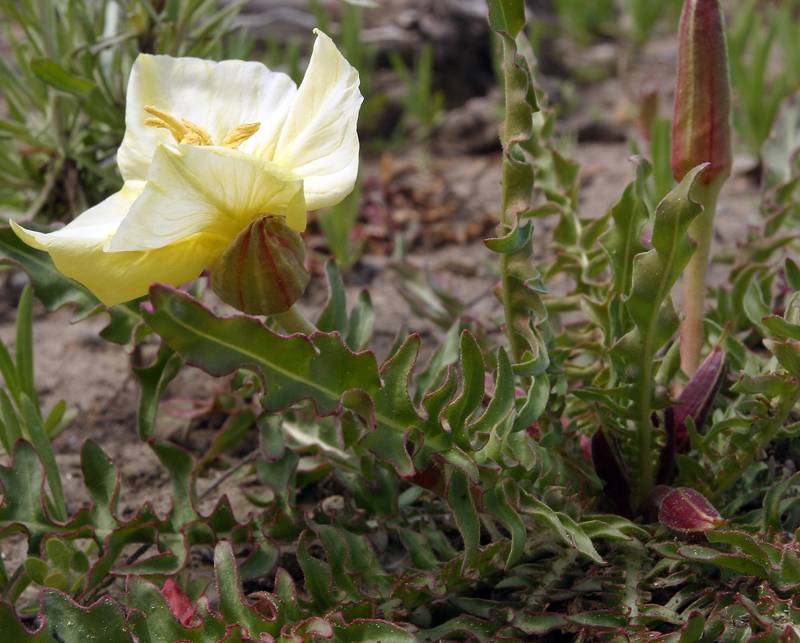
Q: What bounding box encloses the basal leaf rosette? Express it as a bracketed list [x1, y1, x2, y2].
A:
[11, 30, 362, 310]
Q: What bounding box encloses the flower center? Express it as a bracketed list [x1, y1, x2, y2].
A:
[142, 106, 260, 149]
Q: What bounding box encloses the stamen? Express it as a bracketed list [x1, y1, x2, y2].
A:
[223, 122, 261, 149]
[143, 106, 187, 144]
[182, 119, 214, 145]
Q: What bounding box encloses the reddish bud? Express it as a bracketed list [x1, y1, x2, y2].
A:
[160, 578, 196, 625]
[659, 487, 726, 539]
[674, 342, 726, 449]
[211, 215, 310, 316]
[657, 342, 726, 485]
[671, 0, 732, 186]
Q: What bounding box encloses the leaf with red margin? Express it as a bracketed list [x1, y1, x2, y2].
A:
[141, 284, 382, 420]
[127, 575, 227, 642]
[42, 591, 132, 643]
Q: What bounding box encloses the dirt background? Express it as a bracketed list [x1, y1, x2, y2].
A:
[0, 0, 764, 597]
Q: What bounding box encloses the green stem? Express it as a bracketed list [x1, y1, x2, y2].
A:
[272, 304, 318, 335]
[680, 180, 723, 377]
[633, 327, 657, 510]
[498, 36, 525, 365]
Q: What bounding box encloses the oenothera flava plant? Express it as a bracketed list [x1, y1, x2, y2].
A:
[672, 0, 733, 376]
[7, 0, 800, 638]
[11, 30, 362, 322]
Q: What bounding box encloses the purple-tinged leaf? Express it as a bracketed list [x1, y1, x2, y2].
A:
[512, 611, 567, 635]
[640, 484, 674, 523]
[329, 614, 418, 643]
[417, 613, 500, 642]
[591, 429, 633, 518]
[142, 283, 382, 419]
[41, 591, 133, 643]
[656, 408, 678, 486]
[0, 599, 47, 640]
[360, 334, 420, 476]
[567, 610, 629, 629]
[160, 577, 196, 625]
[214, 541, 280, 639]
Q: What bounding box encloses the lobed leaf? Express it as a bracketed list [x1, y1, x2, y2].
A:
[141, 284, 382, 420]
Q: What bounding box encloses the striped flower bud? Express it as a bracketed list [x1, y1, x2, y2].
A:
[659, 487, 726, 540]
[211, 215, 310, 316]
[671, 0, 732, 186]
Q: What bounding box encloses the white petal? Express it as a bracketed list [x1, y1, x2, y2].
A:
[12, 181, 145, 250]
[9, 182, 216, 306]
[109, 144, 306, 252]
[117, 54, 297, 182]
[272, 30, 363, 210]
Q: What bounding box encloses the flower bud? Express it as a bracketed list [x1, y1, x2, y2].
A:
[671, 0, 732, 186]
[673, 342, 726, 449]
[211, 215, 310, 316]
[659, 487, 726, 540]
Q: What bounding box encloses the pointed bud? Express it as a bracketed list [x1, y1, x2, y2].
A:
[671, 0, 732, 186]
[659, 487, 726, 540]
[211, 215, 310, 316]
[673, 342, 726, 449]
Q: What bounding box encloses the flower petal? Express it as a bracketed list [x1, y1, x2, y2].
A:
[109, 144, 306, 253]
[11, 181, 145, 251]
[272, 30, 362, 210]
[117, 54, 297, 182]
[10, 183, 215, 306]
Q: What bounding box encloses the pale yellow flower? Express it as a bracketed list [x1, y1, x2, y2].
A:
[12, 30, 361, 306]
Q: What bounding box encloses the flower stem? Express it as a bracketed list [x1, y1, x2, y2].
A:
[498, 36, 525, 365]
[273, 305, 318, 335]
[680, 179, 722, 377]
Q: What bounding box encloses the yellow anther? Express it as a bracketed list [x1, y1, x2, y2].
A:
[143, 106, 258, 149]
[143, 105, 188, 144]
[182, 119, 213, 145]
[223, 122, 261, 149]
